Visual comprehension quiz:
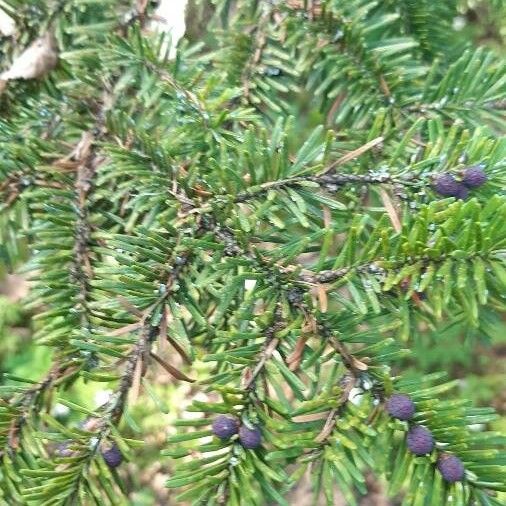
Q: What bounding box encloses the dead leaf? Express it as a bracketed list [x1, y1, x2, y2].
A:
[316, 284, 328, 313]
[315, 408, 338, 443]
[108, 322, 143, 337]
[292, 411, 330, 423]
[130, 357, 143, 404]
[117, 296, 144, 318]
[241, 368, 253, 389]
[150, 351, 195, 383]
[1, 32, 58, 82]
[379, 187, 401, 233]
[71, 131, 94, 163]
[287, 335, 308, 371]
[350, 356, 369, 371]
[0, 8, 15, 36]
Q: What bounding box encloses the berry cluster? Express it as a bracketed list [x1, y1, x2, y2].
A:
[386, 393, 465, 483]
[433, 165, 487, 200]
[212, 415, 262, 449]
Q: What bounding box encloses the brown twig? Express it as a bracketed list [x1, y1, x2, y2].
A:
[242, 306, 284, 390]
[312, 376, 356, 444]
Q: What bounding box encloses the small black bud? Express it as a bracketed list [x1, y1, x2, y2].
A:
[287, 287, 304, 304]
[433, 173, 463, 198]
[238, 425, 262, 449]
[212, 416, 239, 440]
[462, 165, 487, 188]
[407, 425, 434, 455]
[437, 453, 465, 483]
[101, 444, 123, 468]
[386, 394, 415, 420]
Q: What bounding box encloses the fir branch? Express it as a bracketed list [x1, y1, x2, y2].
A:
[70, 132, 99, 333]
[3, 362, 74, 455]
[143, 62, 210, 126]
[242, 6, 270, 102]
[314, 373, 355, 443]
[182, 165, 423, 219]
[242, 305, 284, 390]
[106, 247, 193, 424]
[39, 246, 194, 500]
[206, 215, 362, 387]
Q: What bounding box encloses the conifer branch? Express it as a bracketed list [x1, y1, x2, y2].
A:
[314, 373, 355, 444]
[106, 247, 193, 425]
[297, 248, 496, 285]
[70, 132, 99, 333]
[183, 167, 420, 217]
[3, 362, 75, 455]
[242, 6, 271, 101]
[242, 305, 284, 390]
[206, 216, 361, 382]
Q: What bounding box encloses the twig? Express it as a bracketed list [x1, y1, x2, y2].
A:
[182, 157, 410, 218]
[243, 306, 284, 390]
[70, 132, 98, 332]
[316, 137, 384, 176]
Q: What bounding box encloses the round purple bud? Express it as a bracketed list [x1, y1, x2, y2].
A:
[455, 184, 469, 200]
[212, 416, 239, 440]
[433, 173, 461, 197]
[407, 425, 434, 456]
[462, 166, 487, 188]
[386, 394, 415, 421]
[101, 444, 123, 468]
[437, 453, 465, 483]
[238, 425, 262, 449]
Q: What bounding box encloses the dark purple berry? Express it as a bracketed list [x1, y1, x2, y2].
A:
[212, 416, 239, 440]
[433, 173, 462, 197]
[462, 165, 487, 188]
[386, 394, 415, 421]
[455, 184, 469, 200]
[437, 453, 465, 483]
[101, 444, 123, 468]
[407, 425, 434, 455]
[238, 425, 262, 449]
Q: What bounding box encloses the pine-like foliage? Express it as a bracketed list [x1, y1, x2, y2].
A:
[0, 0, 505, 504]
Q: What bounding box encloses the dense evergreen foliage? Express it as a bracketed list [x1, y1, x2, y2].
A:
[0, 0, 505, 504]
